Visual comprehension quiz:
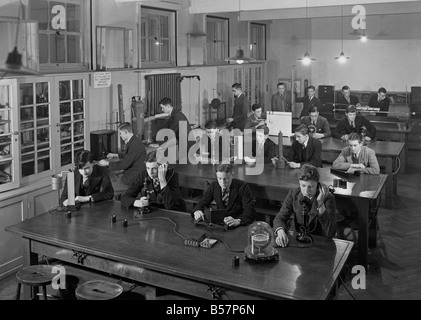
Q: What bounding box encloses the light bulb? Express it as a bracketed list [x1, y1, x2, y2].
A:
[338, 54, 347, 63]
[361, 34, 368, 42]
[236, 59, 244, 64]
[302, 56, 311, 65]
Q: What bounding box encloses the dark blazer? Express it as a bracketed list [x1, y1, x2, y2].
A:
[336, 94, 360, 107]
[333, 114, 377, 140]
[273, 184, 337, 239]
[232, 93, 249, 131]
[300, 115, 331, 138]
[251, 138, 276, 163]
[244, 114, 264, 131]
[109, 134, 147, 185]
[287, 136, 322, 167]
[166, 108, 192, 143]
[60, 165, 114, 203]
[368, 95, 390, 116]
[296, 96, 323, 119]
[271, 92, 292, 112]
[121, 167, 186, 212]
[192, 178, 257, 225]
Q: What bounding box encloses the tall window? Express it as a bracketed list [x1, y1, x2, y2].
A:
[206, 16, 229, 64]
[250, 23, 266, 61]
[140, 7, 176, 67]
[29, 0, 87, 70]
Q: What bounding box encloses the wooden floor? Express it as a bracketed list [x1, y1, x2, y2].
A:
[337, 150, 421, 300]
[1, 150, 421, 300]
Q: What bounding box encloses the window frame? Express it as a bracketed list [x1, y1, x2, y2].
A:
[206, 15, 229, 65]
[249, 22, 266, 61]
[139, 6, 177, 68]
[28, 0, 90, 72]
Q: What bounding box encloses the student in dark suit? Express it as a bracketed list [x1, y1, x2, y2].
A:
[295, 85, 323, 119]
[99, 122, 147, 191]
[286, 124, 322, 168]
[244, 103, 265, 131]
[121, 151, 186, 211]
[368, 87, 390, 116]
[273, 164, 337, 247]
[192, 164, 256, 228]
[251, 125, 276, 164]
[336, 85, 361, 108]
[226, 83, 249, 131]
[61, 150, 114, 205]
[333, 105, 376, 141]
[300, 106, 331, 138]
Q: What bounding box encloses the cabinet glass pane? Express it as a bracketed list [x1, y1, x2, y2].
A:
[60, 124, 71, 144]
[60, 102, 71, 123]
[20, 107, 34, 123]
[22, 152, 35, 177]
[0, 161, 13, 185]
[37, 128, 50, 145]
[59, 81, 71, 101]
[61, 150, 72, 166]
[36, 82, 49, 103]
[36, 104, 49, 126]
[21, 131, 34, 148]
[0, 107, 11, 134]
[72, 80, 84, 99]
[0, 85, 10, 107]
[74, 122, 84, 141]
[20, 83, 34, 106]
[73, 100, 84, 115]
[68, 35, 81, 63]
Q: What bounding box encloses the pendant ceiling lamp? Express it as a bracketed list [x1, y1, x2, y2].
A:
[0, 0, 39, 77]
[334, 6, 350, 63]
[225, 0, 255, 64]
[297, 0, 316, 65]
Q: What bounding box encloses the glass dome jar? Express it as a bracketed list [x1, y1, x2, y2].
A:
[244, 221, 279, 262]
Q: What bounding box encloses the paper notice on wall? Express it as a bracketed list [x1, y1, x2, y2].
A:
[93, 72, 111, 88]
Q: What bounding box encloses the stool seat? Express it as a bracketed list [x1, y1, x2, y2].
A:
[15, 265, 57, 300]
[16, 265, 56, 286]
[75, 280, 123, 300]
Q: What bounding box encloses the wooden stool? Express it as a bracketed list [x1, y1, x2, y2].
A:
[15, 265, 56, 300]
[75, 280, 123, 300]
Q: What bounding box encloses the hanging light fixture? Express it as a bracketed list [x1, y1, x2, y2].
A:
[225, 0, 255, 64]
[0, 0, 39, 77]
[335, 6, 350, 63]
[296, 0, 316, 65]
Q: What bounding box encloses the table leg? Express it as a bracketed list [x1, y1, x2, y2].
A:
[384, 158, 393, 209]
[22, 238, 39, 300]
[356, 198, 369, 269]
[399, 132, 407, 173]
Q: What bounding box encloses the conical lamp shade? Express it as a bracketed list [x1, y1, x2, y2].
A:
[0, 47, 38, 76]
[225, 47, 255, 64]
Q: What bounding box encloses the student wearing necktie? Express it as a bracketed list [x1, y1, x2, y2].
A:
[249, 125, 276, 164]
[333, 105, 377, 141]
[336, 85, 361, 108]
[285, 124, 322, 169]
[192, 164, 257, 228]
[368, 87, 390, 116]
[295, 85, 323, 119]
[300, 106, 331, 138]
[332, 133, 380, 174]
[61, 150, 114, 206]
[121, 151, 186, 211]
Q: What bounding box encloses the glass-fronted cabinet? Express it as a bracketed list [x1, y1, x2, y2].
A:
[0, 80, 19, 192]
[0, 75, 87, 192]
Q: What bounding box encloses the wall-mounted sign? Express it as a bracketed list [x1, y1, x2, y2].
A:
[93, 72, 112, 88]
[51, 5, 66, 30]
